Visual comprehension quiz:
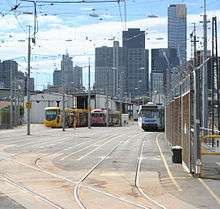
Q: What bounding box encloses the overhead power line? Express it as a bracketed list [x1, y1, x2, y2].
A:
[21, 0, 122, 4]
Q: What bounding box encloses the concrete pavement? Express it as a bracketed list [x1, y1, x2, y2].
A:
[0, 124, 219, 209]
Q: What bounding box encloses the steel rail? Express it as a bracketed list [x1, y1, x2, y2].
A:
[74, 141, 123, 208]
[135, 139, 168, 209]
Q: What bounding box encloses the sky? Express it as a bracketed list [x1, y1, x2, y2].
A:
[0, 0, 220, 90]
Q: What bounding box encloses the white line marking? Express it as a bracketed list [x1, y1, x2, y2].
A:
[76, 137, 119, 161]
[60, 135, 118, 161]
[156, 134, 182, 192]
[64, 141, 89, 151]
[135, 141, 168, 209]
[198, 178, 220, 205]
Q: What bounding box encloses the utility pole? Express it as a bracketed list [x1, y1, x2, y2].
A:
[193, 24, 201, 175]
[10, 62, 13, 129]
[211, 17, 215, 134]
[214, 17, 220, 131]
[106, 72, 109, 127]
[27, 26, 31, 135]
[14, 80, 17, 126]
[88, 58, 91, 129]
[62, 58, 65, 132]
[202, 0, 208, 133]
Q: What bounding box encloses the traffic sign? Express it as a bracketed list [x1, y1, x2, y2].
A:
[25, 102, 32, 109]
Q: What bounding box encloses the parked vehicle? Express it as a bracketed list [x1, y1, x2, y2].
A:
[44, 107, 88, 128]
[91, 109, 106, 126]
[138, 103, 164, 131]
[91, 109, 121, 127]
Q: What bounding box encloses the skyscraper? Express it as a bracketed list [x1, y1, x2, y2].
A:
[123, 28, 149, 98]
[151, 48, 179, 95]
[95, 41, 127, 97]
[123, 28, 145, 49]
[95, 28, 149, 98]
[53, 69, 62, 87]
[61, 54, 74, 90]
[0, 60, 18, 88]
[168, 4, 187, 64]
[73, 65, 83, 90]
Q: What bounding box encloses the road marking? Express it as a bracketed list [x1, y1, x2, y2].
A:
[135, 140, 168, 209]
[99, 172, 125, 177]
[60, 135, 118, 161]
[198, 178, 220, 205]
[155, 134, 182, 192]
[76, 137, 119, 161]
[84, 185, 149, 209]
[64, 141, 89, 151]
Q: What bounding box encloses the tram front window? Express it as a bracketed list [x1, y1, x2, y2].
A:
[45, 110, 57, 121]
[142, 111, 158, 118]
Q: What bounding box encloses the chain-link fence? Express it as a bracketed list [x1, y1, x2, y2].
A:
[200, 135, 220, 179]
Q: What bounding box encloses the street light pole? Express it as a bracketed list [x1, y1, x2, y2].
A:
[202, 0, 208, 132]
[106, 72, 109, 127]
[62, 61, 65, 132]
[27, 26, 31, 135]
[10, 62, 13, 129]
[88, 58, 91, 129]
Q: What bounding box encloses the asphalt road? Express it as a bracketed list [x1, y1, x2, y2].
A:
[0, 123, 219, 209]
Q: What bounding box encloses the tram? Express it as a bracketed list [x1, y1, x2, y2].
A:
[91, 109, 106, 126]
[138, 103, 164, 131]
[43, 107, 89, 128]
[91, 109, 121, 127]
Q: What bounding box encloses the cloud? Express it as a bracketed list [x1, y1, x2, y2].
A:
[0, 8, 220, 89]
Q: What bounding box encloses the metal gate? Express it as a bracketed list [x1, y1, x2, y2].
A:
[200, 135, 220, 179]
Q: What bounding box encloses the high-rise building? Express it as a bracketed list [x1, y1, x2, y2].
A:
[73, 65, 83, 90]
[151, 48, 179, 95]
[95, 29, 149, 98]
[168, 4, 187, 64]
[0, 60, 18, 89]
[123, 28, 149, 98]
[123, 28, 145, 49]
[95, 41, 127, 97]
[61, 54, 74, 90]
[53, 69, 62, 87]
[127, 48, 149, 98]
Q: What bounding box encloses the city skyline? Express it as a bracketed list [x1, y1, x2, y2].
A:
[0, 1, 219, 90]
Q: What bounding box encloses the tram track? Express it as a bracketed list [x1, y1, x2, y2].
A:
[72, 132, 152, 209]
[1, 176, 65, 209]
[135, 139, 168, 209]
[1, 127, 169, 209]
[73, 140, 124, 209]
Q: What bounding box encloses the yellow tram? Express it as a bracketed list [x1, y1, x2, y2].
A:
[43, 107, 89, 128]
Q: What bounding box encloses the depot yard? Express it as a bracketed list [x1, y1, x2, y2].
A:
[0, 124, 219, 209]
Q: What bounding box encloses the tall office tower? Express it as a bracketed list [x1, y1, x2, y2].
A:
[123, 28, 145, 49]
[53, 69, 62, 87]
[73, 65, 83, 90]
[0, 60, 18, 88]
[61, 54, 74, 90]
[151, 48, 179, 95]
[95, 41, 127, 97]
[168, 4, 187, 64]
[123, 28, 149, 98]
